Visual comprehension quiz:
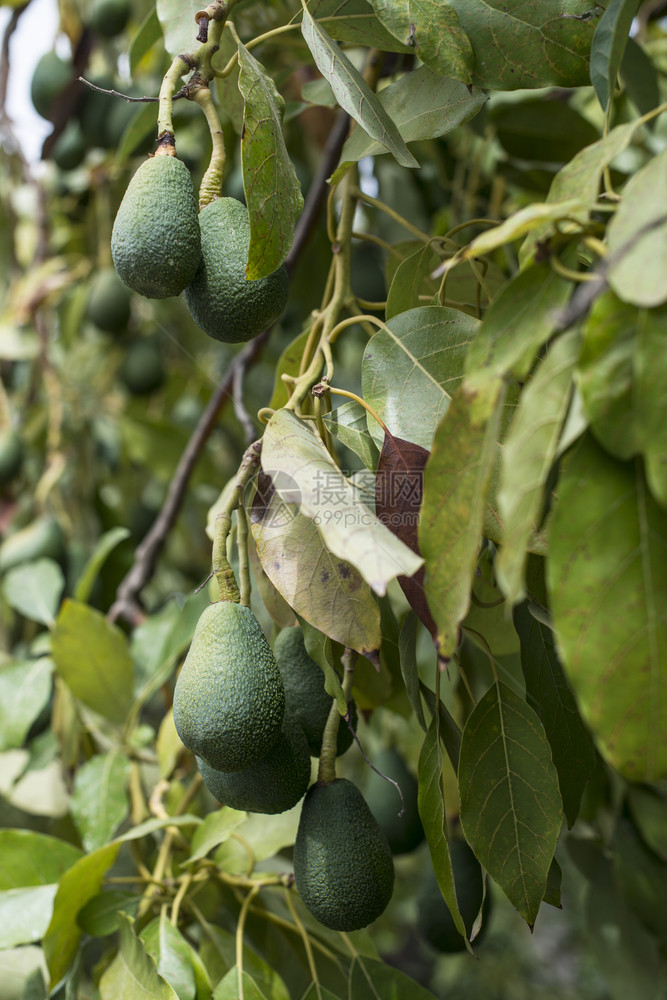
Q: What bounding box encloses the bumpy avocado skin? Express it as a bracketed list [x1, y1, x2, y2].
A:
[416, 839, 488, 953]
[363, 747, 425, 855]
[184, 198, 289, 343]
[196, 713, 311, 814]
[294, 778, 395, 931]
[273, 627, 357, 757]
[173, 602, 285, 773]
[111, 156, 200, 299]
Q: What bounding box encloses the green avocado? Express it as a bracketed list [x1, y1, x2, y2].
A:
[89, 0, 131, 38]
[111, 155, 201, 299]
[196, 713, 311, 814]
[52, 120, 87, 171]
[363, 747, 425, 855]
[416, 839, 490, 953]
[294, 778, 394, 931]
[0, 428, 24, 488]
[184, 197, 288, 343]
[87, 268, 131, 333]
[0, 517, 64, 572]
[273, 627, 357, 757]
[30, 52, 72, 121]
[119, 339, 164, 395]
[173, 602, 285, 773]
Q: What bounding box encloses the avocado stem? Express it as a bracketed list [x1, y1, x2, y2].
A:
[211, 440, 262, 602]
[191, 84, 226, 208]
[317, 648, 357, 785]
[158, 55, 194, 144]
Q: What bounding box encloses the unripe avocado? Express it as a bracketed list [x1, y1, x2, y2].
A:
[184, 197, 289, 343]
[294, 778, 394, 931]
[0, 428, 24, 487]
[119, 339, 164, 395]
[111, 155, 201, 299]
[52, 120, 87, 171]
[173, 602, 285, 772]
[30, 52, 72, 121]
[196, 713, 311, 814]
[416, 839, 489, 953]
[87, 268, 131, 333]
[90, 0, 131, 38]
[0, 517, 64, 572]
[364, 747, 425, 855]
[273, 627, 357, 757]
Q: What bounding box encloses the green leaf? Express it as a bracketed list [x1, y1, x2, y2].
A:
[298, 617, 347, 715]
[73, 527, 130, 604]
[114, 101, 158, 167]
[621, 38, 661, 118]
[0, 885, 58, 948]
[0, 658, 52, 751]
[418, 720, 467, 946]
[129, 8, 163, 75]
[0, 830, 82, 889]
[268, 327, 311, 411]
[213, 968, 268, 1000]
[2, 558, 64, 625]
[322, 401, 380, 471]
[371, 0, 473, 82]
[70, 752, 131, 851]
[362, 306, 478, 450]
[419, 375, 505, 658]
[77, 889, 141, 936]
[385, 243, 440, 321]
[307, 0, 414, 51]
[489, 97, 599, 165]
[607, 149, 667, 308]
[590, 0, 638, 111]
[547, 433, 667, 781]
[141, 912, 201, 1000]
[613, 817, 667, 944]
[418, 682, 462, 770]
[348, 955, 438, 999]
[544, 856, 562, 908]
[238, 44, 304, 279]
[398, 612, 426, 730]
[250, 475, 381, 655]
[156, 0, 199, 60]
[458, 681, 562, 927]
[99, 913, 178, 1000]
[513, 604, 596, 828]
[300, 8, 418, 170]
[51, 600, 134, 723]
[300, 986, 340, 1000]
[186, 807, 246, 865]
[261, 409, 422, 596]
[43, 841, 121, 987]
[465, 264, 575, 382]
[131, 591, 208, 691]
[627, 786, 667, 861]
[447, 0, 594, 90]
[495, 329, 580, 603]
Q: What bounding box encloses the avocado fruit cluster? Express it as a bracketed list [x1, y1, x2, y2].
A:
[416, 838, 490, 952]
[184, 197, 289, 343]
[274, 626, 357, 757]
[363, 746, 425, 855]
[111, 155, 201, 299]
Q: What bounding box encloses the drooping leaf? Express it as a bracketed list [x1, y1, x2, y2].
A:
[590, 0, 639, 111]
[362, 306, 478, 450]
[70, 752, 131, 852]
[458, 681, 562, 926]
[129, 8, 163, 75]
[514, 603, 596, 828]
[337, 66, 485, 169]
[2, 558, 63, 626]
[250, 473, 381, 654]
[385, 242, 441, 321]
[77, 890, 141, 936]
[51, 600, 134, 723]
[627, 786, 667, 861]
[238, 44, 304, 279]
[261, 408, 422, 596]
[307, 0, 414, 51]
[0, 830, 82, 890]
[215, 28, 244, 134]
[349, 955, 439, 999]
[298, 616, 347, 716]
[141, 912, 202, 1000]
[418, 719, 467, 946]
[419, 375, 505, 658]
[73, 527, 130, 604]
[398, 612, 426, 730]
[544, 857, 562, 908]
[156, 0, 199, 60]
[300, 8, 418, 170]
[607, 149, 667, 308]
[99, 913, 178, 1000]
[375, 433, 435, 636]
[418, 682, 462, 770]
[620, 37, 661, 119]
[547, 433, 667, 781]
[489, 98, 600, 165]
[322, 400, 380, 471]
[0, 658, 52, 751]
[495, 329, 580, 603]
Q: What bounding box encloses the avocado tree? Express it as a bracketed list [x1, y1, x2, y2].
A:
[1, 0, 667, 996]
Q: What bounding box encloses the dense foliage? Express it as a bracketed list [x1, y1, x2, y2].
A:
[1, 0, 667, 997]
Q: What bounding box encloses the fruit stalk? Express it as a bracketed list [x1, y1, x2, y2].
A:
[211, 439, 262, 601]
[317, 648, 356, 784]
[191, 84, 226, 208]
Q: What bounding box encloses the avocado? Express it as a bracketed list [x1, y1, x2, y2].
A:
[0, 517, 64, 572]
[119, 339, 164, 395]
[173, 602, 285, 772]
[111, 155, 201, 299]
[273, 627, 357, 757]
[87, 268, 131, 333]
[52, 120, 87, 171]
[30, 52, 72, 121]
[363, 747, 425, 855]
[416, 838, 489, 953]
[0, 428, 24, 487]
[196, 713, 311, 814]
[184, 198, 288, 343]
[77, 74, 114, 149]
[294, 778, 394, 931]
[89, 0, 131, 38]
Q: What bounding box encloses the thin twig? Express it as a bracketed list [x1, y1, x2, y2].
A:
[233, 360, 256, 445]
